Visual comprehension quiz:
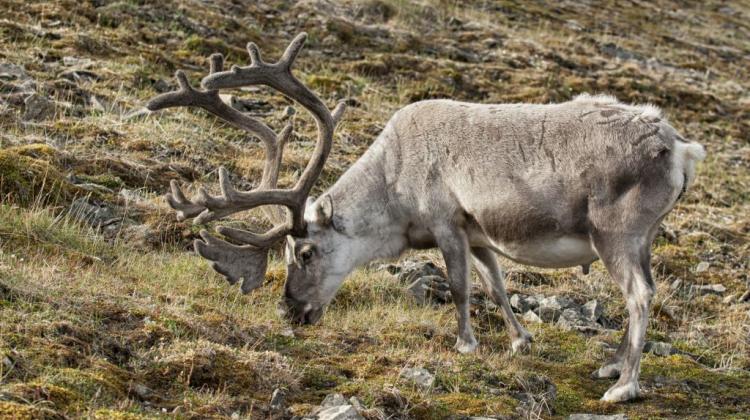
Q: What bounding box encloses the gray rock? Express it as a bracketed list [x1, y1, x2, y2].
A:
[68, 198, 118, 228]
[509, 294, 528, 313]
[581, 299, 602, 322]
[644, 341, 676, 357]
[525, 295, 540, 310]
[568, 415, 627, 420]
[396, 259, 445, 284]
[538, 296, 573, 322]
[670, 278, 683, 291]
[691, 284, 726, 296]
[62, 56, 94, 68]
[406, 275, 451, 305]
[0, 63, 28, 80]
[695, 261, 710, 273]
[132, 383, 152, 399]
[320, 393, 348, 408]
[316, 405, 363, 420]
[400, 367, 435, 389]
[269, 388, 286, 412]
[601, 42, 640, 60]
[556, 308, 584, 330]
[60, 69, 100, 83]
[462, 21, 483, 31]
[522, 310, 543, 324]
[220, 94, 271, 113]
[23, 94, 55, 121]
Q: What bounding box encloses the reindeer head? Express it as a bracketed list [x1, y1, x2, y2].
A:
[145, 33, 346, 325]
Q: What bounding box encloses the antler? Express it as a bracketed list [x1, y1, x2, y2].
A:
[145, 33, 346, 292]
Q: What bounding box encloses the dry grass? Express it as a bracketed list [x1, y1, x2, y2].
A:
[0, 0, 748, 418]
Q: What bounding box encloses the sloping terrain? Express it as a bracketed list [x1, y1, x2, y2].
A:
[0, 0, 748, 418]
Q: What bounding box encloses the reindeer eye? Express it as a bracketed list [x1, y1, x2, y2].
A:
[300, 247, 315, 263]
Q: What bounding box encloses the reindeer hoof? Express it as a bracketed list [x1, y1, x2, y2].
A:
[601, 381, 640, 402]
[455, 337, 478, 354]
[511, 334, 533, 355]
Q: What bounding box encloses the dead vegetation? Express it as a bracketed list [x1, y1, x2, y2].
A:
[0, 0, 748, 418]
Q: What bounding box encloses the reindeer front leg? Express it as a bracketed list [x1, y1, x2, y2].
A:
[435, 225, 478, 353]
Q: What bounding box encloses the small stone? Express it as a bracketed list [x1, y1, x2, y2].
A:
[0, 63, 28, 80]
[695, 261, 710, 273]
[23, 94, 55, 121]
[462, 21, 483, 31]
[568, 415, 627, 420]
[132, 383, 152, 399]
[538, 296, 573, 322]
[581, 299, 602, 322]
[283, 105, 296, 117]
[525, 295, 540, 310]
[556, 308, 585, 331]
[317, 405, 364, 420]
[644, 341, 676, 357]
[509, 294, 528, 313]
[406, 275, 450, 305]
[269, 388, 286, 411]
[399, 367, 435, 389]
[152, 79, 171, 93]
[565, 19, 583, 31]
[691, 284, 726, 296]
[230, 412, 240, 419]
[62, 56, 94, 68]
[522, 310, 543, 324]
[68, 198, 117, 228]
[397, 259, 445, 284]
[320, 393, 348, 408]
[60, 69, 100, 83]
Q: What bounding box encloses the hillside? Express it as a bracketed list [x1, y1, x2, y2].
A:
[0, 0, 748, 418]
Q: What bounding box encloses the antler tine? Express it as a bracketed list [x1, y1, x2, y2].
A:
[202, 32, 347, 235]
[278, 32, 307, 70]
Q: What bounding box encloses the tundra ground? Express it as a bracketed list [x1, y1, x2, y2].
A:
[0, 1, 748, 418]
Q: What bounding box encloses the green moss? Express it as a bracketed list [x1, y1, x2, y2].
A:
[0, 145, 78, 206]
[2, 382, 79, 410]
[91, 409, 150, 420]
[180, 35, 244, 61]
[42, 367, 129, 407]
[533, 325, 589, 363]
[0, 401, 38, 419]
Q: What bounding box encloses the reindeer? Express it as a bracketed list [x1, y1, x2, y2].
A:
[144, 33, 706, 402]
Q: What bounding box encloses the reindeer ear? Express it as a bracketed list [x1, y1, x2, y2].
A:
[285, 235, 296, 265]
[305, 196, 316, 210]
[316, 194, 334, 226]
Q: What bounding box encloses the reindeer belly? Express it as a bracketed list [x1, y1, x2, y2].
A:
[464, 202, 596, 268]
[490, 235, 597, 268]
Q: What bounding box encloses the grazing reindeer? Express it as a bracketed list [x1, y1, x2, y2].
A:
[145, 33, 706, 402]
